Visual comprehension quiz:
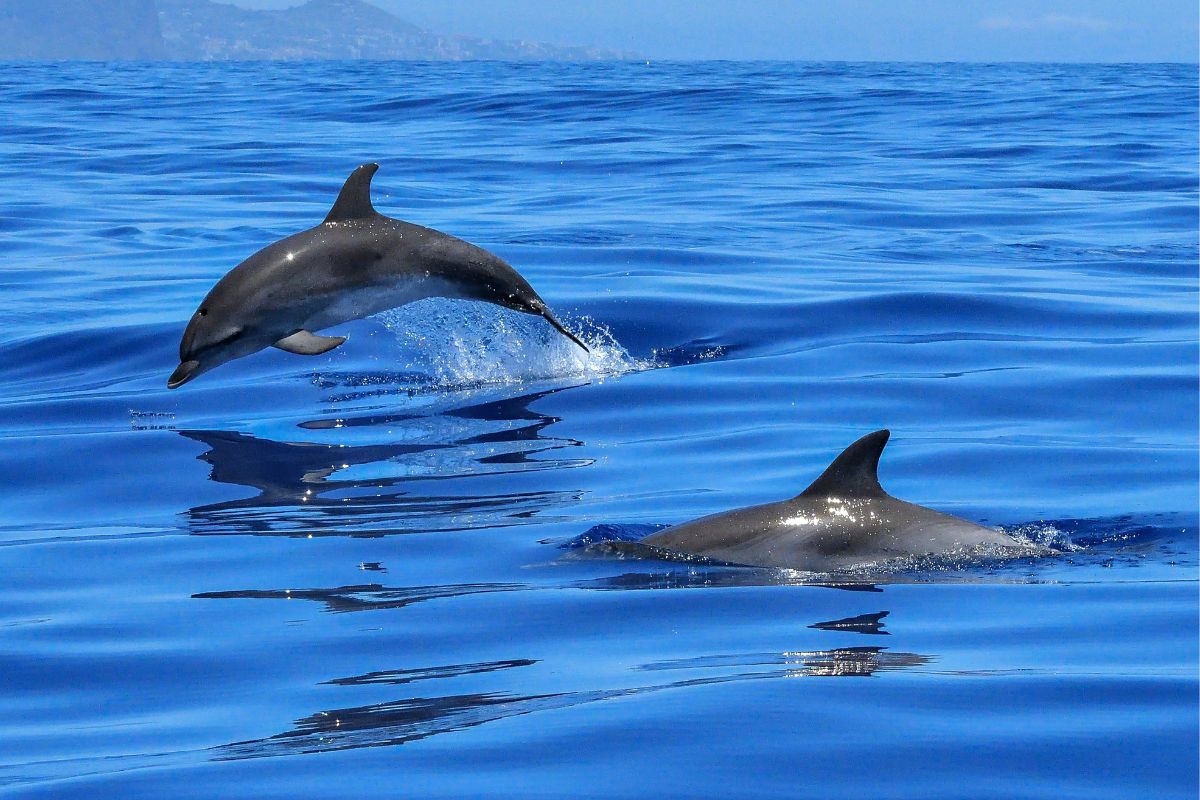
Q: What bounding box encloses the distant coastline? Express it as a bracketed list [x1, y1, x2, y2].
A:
[0, 0, 636, 61]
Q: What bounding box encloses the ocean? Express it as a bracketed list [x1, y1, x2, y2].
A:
[0, 61, 1195, 798]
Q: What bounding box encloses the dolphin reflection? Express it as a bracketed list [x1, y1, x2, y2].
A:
[194, 562, 892, 615]
[809, 610, 891, 635]
[322, 659, 538, 687]
[194, 582, 523, 613]
[180, 386, 590, 536]
[214, 645, 931, 760]
[193, 570, 886, 614]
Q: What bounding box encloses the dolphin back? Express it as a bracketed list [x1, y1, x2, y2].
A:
[639, 429, 1032, 572]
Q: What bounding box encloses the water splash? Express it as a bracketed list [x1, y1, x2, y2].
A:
[1002, 522, 1081, 552]
[372, 299, 655, 392]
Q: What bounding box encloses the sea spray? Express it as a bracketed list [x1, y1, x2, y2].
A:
[372, 298, 655, 392]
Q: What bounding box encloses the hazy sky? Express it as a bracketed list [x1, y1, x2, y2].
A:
[230, 0, 1198, 61]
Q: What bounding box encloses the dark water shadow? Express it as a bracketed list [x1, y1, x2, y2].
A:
[193, 571, 882, 614]
[192, 561, 887, 615]
[212, 644, 930, 761]
[810, 610, 890, 635]
[323, 659, 538, 687]
[194, 582, 523, 613]
[181, 385, 591, 537]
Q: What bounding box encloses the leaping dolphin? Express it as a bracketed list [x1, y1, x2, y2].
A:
[169, 163, 588, 388]
[640, 430, 1036, 571]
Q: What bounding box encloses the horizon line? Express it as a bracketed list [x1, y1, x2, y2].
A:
[3, 58, 1197, 65]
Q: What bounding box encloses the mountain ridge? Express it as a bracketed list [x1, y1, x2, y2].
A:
[0, 0, 634, 61]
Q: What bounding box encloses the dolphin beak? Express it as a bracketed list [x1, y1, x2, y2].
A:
[167, 360, 201, 389]
[540, 310, 589, 353]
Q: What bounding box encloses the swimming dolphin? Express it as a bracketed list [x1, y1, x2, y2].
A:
[168, 163, 588, 388]
[641, 430, 1033, 571]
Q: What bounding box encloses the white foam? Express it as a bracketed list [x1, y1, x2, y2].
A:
[373, 299, 655, 392]
[1001, 522, 1081, 552]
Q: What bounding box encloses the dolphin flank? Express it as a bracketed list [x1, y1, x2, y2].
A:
[641, 429, 1035, 571]
[169, 163, 588, 389]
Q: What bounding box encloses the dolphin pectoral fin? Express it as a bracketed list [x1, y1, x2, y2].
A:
[540, 309, 590, 353]
[273, 330, 347, 356]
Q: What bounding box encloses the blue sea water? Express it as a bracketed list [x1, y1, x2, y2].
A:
[0, 61, 1196, 798]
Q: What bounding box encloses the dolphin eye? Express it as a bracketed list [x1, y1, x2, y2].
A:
[198, 308, 208, 317]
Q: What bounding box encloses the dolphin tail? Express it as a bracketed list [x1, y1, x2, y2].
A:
[540, 308, 590, 353]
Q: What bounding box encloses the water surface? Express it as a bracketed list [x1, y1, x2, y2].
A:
[0, 61, 1196, 798]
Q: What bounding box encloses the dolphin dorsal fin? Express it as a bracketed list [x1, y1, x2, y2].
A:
[796, 429, 890, 499]
[324, 163, 379, 223]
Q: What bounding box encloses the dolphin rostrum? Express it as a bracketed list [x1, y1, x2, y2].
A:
[169, 163, 588, 388]
[641, 430, 1035, 572]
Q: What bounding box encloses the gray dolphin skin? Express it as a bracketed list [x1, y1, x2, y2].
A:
[169, 163, 588, 388]
[641, 430, 1031, 571]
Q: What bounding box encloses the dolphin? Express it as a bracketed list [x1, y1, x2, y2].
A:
[169, 163, 588, 388]
[640, 430, 1035, 572]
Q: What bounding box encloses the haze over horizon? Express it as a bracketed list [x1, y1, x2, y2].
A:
[232, 0, 1198, 62]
